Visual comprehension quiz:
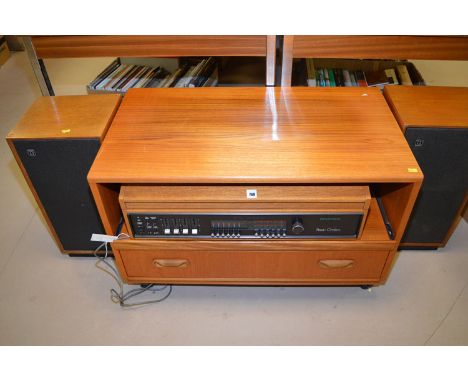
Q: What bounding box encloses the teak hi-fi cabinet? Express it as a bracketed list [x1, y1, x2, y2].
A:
[88, 87, 422, 287]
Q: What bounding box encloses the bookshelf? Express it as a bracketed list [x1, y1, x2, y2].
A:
[24, 35, 277, 95]
[281, 35, 468, 86]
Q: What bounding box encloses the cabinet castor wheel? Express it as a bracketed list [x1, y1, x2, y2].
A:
[360, 285, 373, 291]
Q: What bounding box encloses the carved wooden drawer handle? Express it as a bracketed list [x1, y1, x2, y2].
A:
[318, 259, 355, 269]
[153, 259, 189, 268]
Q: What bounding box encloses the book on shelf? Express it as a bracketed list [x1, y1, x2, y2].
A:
[105, 64, 136, 91]
[191, 57, 218, 87]
[94, 64, 130, 91]
[334, 69, 344, 87]
[144, 67, 171, 88]
[384, 68, 399, 85]
[305, 63, 417, 89]
[87, 58, 218, 94]
[328, 69, 335, 87]
[364, 70, 391, 89]
[132, 67, 158, 88]
[164, 65, 189, 88]
[305, 59, 316, 87]
[88, 59, 120, 89]
[316, 69, 325, 87]
[396, 65, 413, 85]
[342, 70, 352, 87]
[114, 65, 145, 92]
[323, 68, 330, 87]
[355, 71, 367, 87]
[189, 59, 212, 87]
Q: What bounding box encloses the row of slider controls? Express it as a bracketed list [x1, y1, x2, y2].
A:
[211, 232, 241, 238]
[254, 228, 286, 238]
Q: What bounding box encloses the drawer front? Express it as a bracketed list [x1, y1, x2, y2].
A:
[118, 249, 389, 283]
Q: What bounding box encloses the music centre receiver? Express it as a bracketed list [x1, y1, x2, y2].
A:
[128, 213, 364, 239]
[120, 185, 371, 240]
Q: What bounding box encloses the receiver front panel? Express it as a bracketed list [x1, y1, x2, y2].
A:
[129, 213, 363, 239]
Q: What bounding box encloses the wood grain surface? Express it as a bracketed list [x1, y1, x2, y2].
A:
[7, 94, 121, 140]
[291, 36, 468, 60]
[31, 36, 269, 58]
[88, 87, 422, 184]
[116, 248, 390, 285]
[120, 185, 370, 203]
[383, 86, 468, 131]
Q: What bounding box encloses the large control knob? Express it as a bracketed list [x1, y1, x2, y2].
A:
[291, 219, 304, 235]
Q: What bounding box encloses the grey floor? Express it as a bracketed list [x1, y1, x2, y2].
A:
[0, 51, 467, 345]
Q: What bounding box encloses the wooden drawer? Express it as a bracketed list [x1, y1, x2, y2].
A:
[116, 247, 389, 285]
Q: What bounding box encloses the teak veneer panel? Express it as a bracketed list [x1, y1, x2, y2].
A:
[383, 86, 468, 131]
[120, 185, 370, 203]
[31, 36, 269, 59]
[7, 95, 121, 140]
[88, 87, 422, 184]
[120, 185, 371, 213]
[116, 249, 389, 285]
[290, 36, 468, 60]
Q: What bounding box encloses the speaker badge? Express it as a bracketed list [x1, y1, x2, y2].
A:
[26, 149, 36, 157]
[415, 139, 424, 147]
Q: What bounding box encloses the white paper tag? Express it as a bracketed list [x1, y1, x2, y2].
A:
[90, 233, 118, 243]
[246, 189, 257, 199]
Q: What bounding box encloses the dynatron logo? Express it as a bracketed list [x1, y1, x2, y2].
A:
[26, 149, 36, 157]
[415, 139, 424, 147]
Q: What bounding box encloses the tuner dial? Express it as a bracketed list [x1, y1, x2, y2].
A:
[291, 219, 304, 235]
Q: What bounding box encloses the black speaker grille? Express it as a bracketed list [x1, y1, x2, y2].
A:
[14, 139, 105, 251]
[403, 127, 468, 244]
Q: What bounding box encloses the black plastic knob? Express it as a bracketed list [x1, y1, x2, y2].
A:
[291, 219, 304, 235]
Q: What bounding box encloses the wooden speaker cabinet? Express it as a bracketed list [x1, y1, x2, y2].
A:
[7, 95, 121, 254]
[88, 87, 422, 287]
[384, 86, 468, 249]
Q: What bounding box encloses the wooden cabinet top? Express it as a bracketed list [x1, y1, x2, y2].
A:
[88, 87, 422, 184]
[7, 94, 121, 140]
[384, 86, 468, 131]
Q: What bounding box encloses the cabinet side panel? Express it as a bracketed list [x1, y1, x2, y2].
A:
[89, 182, 122, 236]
